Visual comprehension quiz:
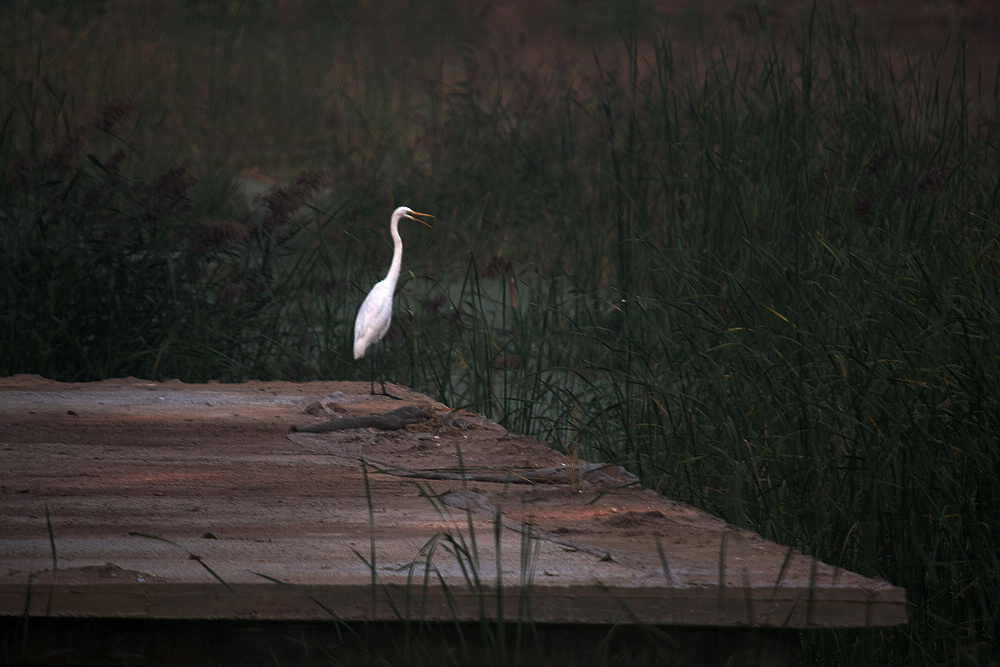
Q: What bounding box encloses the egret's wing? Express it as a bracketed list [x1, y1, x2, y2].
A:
[353, 280, 394, 359]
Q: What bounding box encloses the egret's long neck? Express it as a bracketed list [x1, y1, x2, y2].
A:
[385, 216, 404, 288]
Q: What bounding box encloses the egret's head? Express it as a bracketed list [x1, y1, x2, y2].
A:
[394, 206, 434, 228]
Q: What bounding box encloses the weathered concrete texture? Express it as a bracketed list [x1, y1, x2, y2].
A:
[0, 376, 906, 634]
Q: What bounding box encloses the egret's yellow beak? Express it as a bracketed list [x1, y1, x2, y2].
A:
[408, 211, 434, 227]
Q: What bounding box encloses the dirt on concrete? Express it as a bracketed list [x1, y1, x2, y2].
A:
[0, 375, 904, 628]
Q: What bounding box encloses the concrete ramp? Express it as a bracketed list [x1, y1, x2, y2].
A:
[0, 376, 905, 664]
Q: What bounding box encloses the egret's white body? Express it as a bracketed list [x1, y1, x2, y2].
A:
[353, 206, 432, 395]
[353, 280, 395, 360]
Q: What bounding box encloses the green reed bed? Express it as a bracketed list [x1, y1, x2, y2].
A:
[397, 12, 999, 664]
[2, 3, 998, 664]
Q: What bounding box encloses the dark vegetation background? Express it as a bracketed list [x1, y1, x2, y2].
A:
[1, 1, 998, 664]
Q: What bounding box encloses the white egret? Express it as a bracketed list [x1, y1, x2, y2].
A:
[353, 206, 433, 397]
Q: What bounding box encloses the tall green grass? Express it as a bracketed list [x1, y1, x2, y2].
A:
[2, 3, 998, 664]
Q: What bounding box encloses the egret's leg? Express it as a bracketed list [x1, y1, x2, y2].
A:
[376, 348, 385, 395]
[374, 346, 400, 399]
